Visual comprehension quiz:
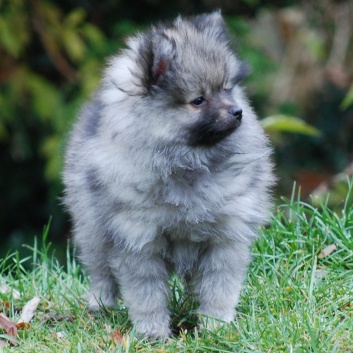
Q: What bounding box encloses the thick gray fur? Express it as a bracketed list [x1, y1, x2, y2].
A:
[63, 11, 274, 339]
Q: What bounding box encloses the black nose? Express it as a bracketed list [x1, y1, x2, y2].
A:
[229, 107, 242, 121]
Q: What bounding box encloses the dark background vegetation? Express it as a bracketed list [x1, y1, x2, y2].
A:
[1, 0, 352, 260]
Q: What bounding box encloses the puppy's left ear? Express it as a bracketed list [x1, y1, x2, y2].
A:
[151, 33, 176, 84]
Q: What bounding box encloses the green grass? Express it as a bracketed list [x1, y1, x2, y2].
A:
[1, 182, 353, 352]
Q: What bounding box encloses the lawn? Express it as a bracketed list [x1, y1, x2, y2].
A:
[1, 182, 352, 352]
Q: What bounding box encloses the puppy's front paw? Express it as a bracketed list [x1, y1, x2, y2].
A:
[198, 315, 227, 332]
[132, 310, 171, 339]
[197, 308, 235, 332]
[84, 290, 117, 311]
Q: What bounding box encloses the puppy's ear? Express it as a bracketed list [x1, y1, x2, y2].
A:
[151, 34, 176, 84]
[236, 61, 251, 83]
[191, 11, 229, 43]
[136, 31, 176, 91]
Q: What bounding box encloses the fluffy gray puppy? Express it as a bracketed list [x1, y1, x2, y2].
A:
[63, 11, 274, 338]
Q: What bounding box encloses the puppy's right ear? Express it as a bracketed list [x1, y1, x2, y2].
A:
[151, 34, 176, 84]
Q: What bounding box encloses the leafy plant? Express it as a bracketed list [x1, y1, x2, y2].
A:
[341, 83, 353, 110]
[261, 114, 321, 136]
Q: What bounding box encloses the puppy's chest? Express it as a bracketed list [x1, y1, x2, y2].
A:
[170, 168, 199, 188]
[153, 168, 224, 222]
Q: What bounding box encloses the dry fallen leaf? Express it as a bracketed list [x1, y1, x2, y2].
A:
[0, 313, 19, 346]
[319, 244, 338, 259]
[1, 301, 10, 308]
[52, 331, 69, 342]
[15, 322, 30, 330]
[0, 284, 21, 300]
[110, 328, 124, 344]
[17, 296, 41, 324]
[0, 313, 17, 337]
[315, 268, 328, 279]
[55, 331, 67, 339]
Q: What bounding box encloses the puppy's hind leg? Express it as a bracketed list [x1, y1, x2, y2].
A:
[75, 229, 119, 310]
[84, 261, 119, 311]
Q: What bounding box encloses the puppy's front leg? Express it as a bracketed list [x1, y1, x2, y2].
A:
[195, 240, 252, 328]
[110, 247, 171, 339]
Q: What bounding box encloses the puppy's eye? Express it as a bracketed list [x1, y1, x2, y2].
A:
[224, 84, 234, 92]
[191, 96, 205, 107]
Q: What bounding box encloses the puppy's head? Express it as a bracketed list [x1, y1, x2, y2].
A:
[104, 12, 249, 147]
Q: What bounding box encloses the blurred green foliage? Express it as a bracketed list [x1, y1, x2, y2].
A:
[341, 83, 353, 110]
[261, 115, 321, 136]
[0, 0, 113, 252]
[0, 0, 352, 256]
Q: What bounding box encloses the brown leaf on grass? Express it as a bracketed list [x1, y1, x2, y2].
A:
[1, 301, 10, 308]
[0, 313, 19, 346]
[17, 297, 41, 324]
[0, 313, 17, 337]
[0, 284, 21, 300]
[106, 324, 128, 349]
[15, 322, 30, 330]
[52, 331, 67, 340]
[319, 244, 338, 259]
[315, 269, 328, 279]
[110, 328, 124, 344]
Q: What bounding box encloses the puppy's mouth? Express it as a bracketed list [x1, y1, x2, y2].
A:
[188, 109, 242, 147]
